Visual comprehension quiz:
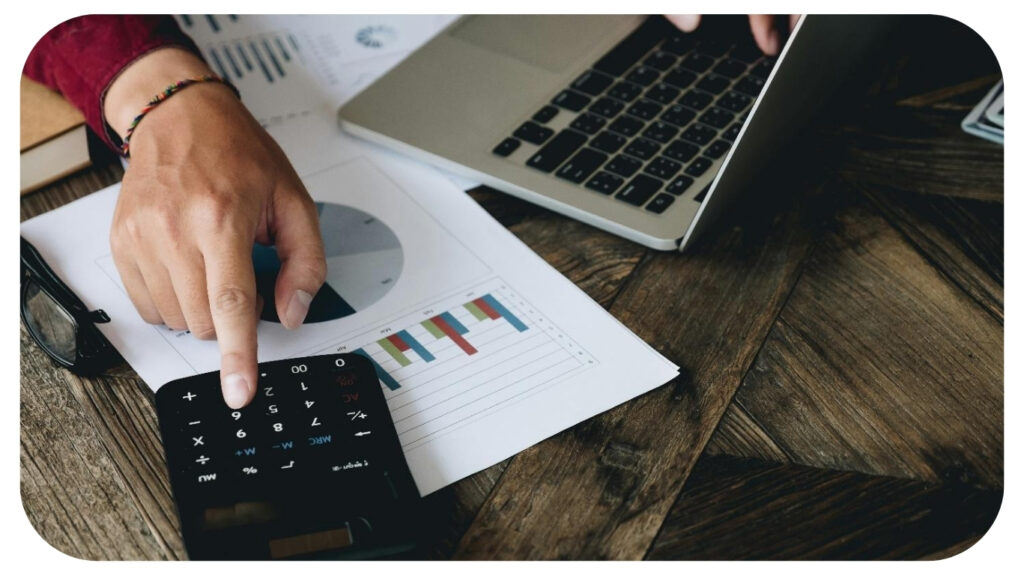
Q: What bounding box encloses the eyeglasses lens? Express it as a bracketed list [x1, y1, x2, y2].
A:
[23, 279, 77, 364]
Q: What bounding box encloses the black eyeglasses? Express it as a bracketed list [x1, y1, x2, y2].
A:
[21, 237, 118, 374]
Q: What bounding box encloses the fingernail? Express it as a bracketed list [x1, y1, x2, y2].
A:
[223, 373, 250, 409]
[283, 289, 313, 329]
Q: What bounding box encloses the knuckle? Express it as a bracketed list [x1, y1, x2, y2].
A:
[190, 322, 217, 340]
[213, 286, 254, 316]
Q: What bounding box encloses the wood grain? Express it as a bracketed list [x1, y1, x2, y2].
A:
[647, 454, 1002, 560]
[453, 166, 826, 559]
[727, 194, 1003, 489]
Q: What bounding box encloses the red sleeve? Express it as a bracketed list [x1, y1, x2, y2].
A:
[23, 15, 203, 151]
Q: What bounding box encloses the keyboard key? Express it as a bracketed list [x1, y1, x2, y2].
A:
[626, 99, 663, 121]
[705, 139, 733, 159]
[605, 154, 643, 177]
[731, 43, 762, 63]
[713, 59, 747, 79]
[644, 51, 677, 71]
[626, 65, 661, 86]
[696, 39, 730, 57]
[492, 137, 521, 157]
[593, 16, 673, 76]
[646, 83, 680, 104]
[608, 115, 644, 137]
[570, 112, 607, 135]
[685, 156, 714, 177]
[722, 122, 743, 142]
[751, 59, 775, 79]
[679, 52, 714, 73]
[556, 148, 609, 183]
[697, 74, 730, 95]
[666, 175, 695, 195]
[590, 131, 627, 153]
[608, 82, 643, 102]
[624, 138, 660, 160]
[585, 172, 625, 195]
[664, 140, 700, 163]
[699, 107, 734, 129]
[644, 156, 682, 179]
[694, 183, 711, 202]
[589, 97, 625, 118]
[735, 75, 766, 97]
[571, 70, 615, 96]
[513, 121, 554, 145]
[661, 104, 697, 127]
[717, 91, 752, 112]
[532, 105, 559, 124]
[645, 193, 675, 214]
[680, 91, 713, 110]
[552, 90, 591, 112]
[680, 124, 717, 146]
[526, 129, 588, 172]
[642, 121, 679, 143]
[661, 33, 695, 56]
[663, 67, 697, 89]
[615, 174, 662, 206]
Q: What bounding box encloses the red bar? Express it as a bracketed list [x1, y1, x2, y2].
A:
[472, 297, 502, 320]
[386, 333, 410, 351]
[430, 316, 478, 355]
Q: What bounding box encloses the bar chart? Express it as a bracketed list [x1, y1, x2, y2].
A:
[312, 281, 596, 450]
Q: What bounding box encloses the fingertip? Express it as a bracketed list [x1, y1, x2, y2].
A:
[222, 372, 253, 409]
[666, 14, 701, 33]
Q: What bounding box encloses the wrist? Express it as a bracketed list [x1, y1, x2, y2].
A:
[104, 47, 216, 138]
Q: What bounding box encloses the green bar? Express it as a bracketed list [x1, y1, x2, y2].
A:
[421, 320, 445, 339]
[378, 338, 411, 367]
[464, 301, 488, 321]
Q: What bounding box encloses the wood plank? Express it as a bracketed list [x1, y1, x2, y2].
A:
[729, 195, 1003, 489]
[861, 187, 1002, 323]
[703, 404, 790, 464]
[20, 326, 172, 559]
[647, 454, 1002, 560]
[453, 169, 826, 559]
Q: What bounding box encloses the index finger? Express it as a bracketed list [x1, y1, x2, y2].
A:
[205, 232, 259, 409]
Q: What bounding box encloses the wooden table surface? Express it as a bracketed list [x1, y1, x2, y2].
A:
[20, 16, 1002, 560]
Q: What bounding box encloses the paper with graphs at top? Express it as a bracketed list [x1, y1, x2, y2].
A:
[20, 16, 678, 495]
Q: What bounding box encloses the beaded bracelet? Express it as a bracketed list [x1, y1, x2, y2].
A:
[120, 75, 240, 158]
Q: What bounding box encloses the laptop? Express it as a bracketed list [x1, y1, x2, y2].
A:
[338, 15, 884, 250]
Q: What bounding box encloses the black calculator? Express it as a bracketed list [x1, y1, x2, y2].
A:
[155, 353, 421, 560]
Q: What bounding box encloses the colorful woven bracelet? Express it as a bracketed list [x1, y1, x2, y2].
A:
[120, 75, 240, 158]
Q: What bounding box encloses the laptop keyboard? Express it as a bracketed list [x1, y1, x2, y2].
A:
[492, 17, 773, 215]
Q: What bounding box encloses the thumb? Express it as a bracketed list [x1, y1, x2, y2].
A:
[271, 184, 327, 330]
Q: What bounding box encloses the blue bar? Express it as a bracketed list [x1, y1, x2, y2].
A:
[440, 311, 468, 335]
[397, 330, 435, 362]
[353, 349, 400, 391]
[482, 294, 529, 332]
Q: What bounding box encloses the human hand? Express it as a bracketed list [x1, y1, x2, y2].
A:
[105, 48, 326, 409]
[666, 15, 801, 56]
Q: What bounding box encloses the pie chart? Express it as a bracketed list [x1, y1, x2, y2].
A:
[252, 203, 403, 324]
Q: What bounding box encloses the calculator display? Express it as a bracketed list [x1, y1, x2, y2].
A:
[155, 353, 421, 560]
